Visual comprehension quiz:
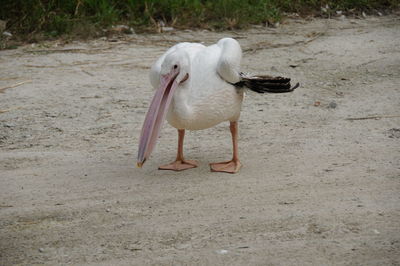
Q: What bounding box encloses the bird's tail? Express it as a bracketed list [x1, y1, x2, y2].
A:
[234, 73, 299, 93]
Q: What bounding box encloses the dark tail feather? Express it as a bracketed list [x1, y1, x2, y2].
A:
[234, 73, 299, 93]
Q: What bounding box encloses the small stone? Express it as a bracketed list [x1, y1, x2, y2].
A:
[158, 20, 166, 27]
[216, 249, 229, 254]
[3, 123, 14, 128]
[106, 208, 111, 212]
[2, 31, 12, 37]
[329, 101, 337, 109]
[111, 25, 134, 34]
[38, 248, 44, 253]
[161, 26, 174, 32]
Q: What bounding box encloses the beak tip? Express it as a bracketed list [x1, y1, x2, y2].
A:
[137, 159, 146, 168]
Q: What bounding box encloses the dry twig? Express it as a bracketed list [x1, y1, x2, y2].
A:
[0, 107, 22, 114]
[0, 80, 31, 93]
[346, 115, 400, 121]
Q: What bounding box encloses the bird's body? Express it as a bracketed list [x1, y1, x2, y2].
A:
[137, 38, 298, 173]
[150, 38, 244, 130]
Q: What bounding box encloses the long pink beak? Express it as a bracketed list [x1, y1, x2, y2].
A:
[137, 71, 179, 167]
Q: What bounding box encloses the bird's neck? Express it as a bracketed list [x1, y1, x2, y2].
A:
[171, 82, 194, 116]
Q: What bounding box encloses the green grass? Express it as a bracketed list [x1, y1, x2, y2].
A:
[0, 0, 397, 41]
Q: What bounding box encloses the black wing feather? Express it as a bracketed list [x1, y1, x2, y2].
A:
[234, 73, 299, 93]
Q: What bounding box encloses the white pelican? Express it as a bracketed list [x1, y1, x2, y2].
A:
[137, 38, 298, 173]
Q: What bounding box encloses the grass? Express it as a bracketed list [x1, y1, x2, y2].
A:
[0, 0, 398, 42]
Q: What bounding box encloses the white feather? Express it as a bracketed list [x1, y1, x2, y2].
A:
[149, 38, 244, 130]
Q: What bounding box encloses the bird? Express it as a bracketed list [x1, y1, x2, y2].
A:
[137, 38, 298, 173]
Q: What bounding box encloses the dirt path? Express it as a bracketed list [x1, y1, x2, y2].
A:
[1, 16, 399, 265]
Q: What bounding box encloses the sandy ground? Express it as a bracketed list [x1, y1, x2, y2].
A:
[0, 16, 399, 265]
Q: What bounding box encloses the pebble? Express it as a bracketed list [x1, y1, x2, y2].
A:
[162, 27, 174, 32]
[38, 248, 44, 253]
[216, 249, 229, 254]
[111, 25, 135, 34]
[329, 101, 337, 109]
[2, 31, 12, 37]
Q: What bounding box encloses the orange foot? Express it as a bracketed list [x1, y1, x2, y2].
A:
[210, 160, 242, 174]
[159, 160, 198, 171]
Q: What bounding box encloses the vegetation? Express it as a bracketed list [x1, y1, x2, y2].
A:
[0, 0, 397, 40]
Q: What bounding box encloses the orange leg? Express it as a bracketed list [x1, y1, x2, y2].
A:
[159, 129, 198, 171]
[210, 121, 242, 174]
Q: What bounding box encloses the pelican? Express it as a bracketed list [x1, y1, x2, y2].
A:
[137, 38, 298, 173]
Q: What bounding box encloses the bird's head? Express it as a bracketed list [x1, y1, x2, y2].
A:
[137, 50, 190, 168]
[160, 50, 190, 85]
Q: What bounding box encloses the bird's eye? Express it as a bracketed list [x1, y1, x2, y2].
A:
[173, 65, 178, 69]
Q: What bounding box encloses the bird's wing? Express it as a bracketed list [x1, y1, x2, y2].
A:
[216, 38, 242, 84]
[149, 42, 205, 89]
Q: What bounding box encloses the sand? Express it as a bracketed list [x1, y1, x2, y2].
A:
[0, 15, 399, 265]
